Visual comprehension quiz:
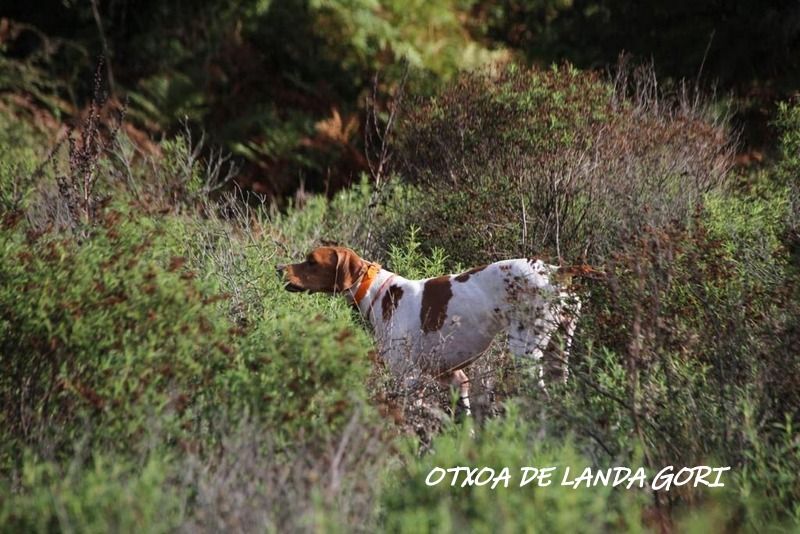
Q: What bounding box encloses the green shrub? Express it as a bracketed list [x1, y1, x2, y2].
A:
[218, 297, 373, 443]
[0, 110, 43, 216]
[0, 199, 376, 467]
[553, 186, 799, 528]
[388, 63, 732, 267]
[774, 99, 800, 234]
[0, 453, 182, 534]
[382, 406, 648, 533]
[386, 226, 450, 279]
[1, 209, 235, 459]
[0, 170, 385, 528]
[775, 100, 800, 175]
[3, 56, 799, 532]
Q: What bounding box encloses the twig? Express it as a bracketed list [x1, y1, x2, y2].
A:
[90, 0, 116, 96]
[328, 409, 361, 493]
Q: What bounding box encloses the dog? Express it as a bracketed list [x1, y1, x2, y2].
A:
[278, 246, 599, 415]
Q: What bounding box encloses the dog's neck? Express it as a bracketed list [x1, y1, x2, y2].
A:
[347, 268, 398, 323]
[351, 262, 381, 305]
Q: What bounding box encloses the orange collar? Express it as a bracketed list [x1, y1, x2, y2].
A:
[353, 263, 381, 305]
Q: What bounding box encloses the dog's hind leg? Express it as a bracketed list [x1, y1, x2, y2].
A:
[440, 369, 471, 417]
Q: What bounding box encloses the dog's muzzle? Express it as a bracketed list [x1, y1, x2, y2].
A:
[277, 264, 304, 292]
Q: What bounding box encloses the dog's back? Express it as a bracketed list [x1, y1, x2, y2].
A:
[365, 259, 580, 383]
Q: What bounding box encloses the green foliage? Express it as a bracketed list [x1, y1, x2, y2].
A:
[774, 100, 800, 232]
[0, 112, 40, 214]
[308, 0, 496, 80]
[2, 55, 800, 531]
[556, 187, 799, 528]
[230, 309, 370, 437]
[0, 453, 183, 534]
[736, 411, 800, 528]
[704, 188, 789, 284]
[0, 149, 384, 526]
[387, 226, 450, 279]
[775, 100, 800, 166]
[383, 407, 647, 533]
[389, 63, 731, 266]
[1, 211, 227, 456]
[0, 197, 375, 469]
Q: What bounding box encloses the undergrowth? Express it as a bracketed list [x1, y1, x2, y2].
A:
[1, 67, 798, 533]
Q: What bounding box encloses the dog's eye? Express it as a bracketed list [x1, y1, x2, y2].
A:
[307, 257, 316, 265]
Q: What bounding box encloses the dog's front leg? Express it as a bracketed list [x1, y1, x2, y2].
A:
[507, 320, 551, 397]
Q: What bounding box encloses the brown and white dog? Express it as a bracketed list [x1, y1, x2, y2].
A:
[278, 246, 598, 415]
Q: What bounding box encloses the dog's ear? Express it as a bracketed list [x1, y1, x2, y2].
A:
[555, 264, 606, 286]
[577, 264, 606, 280]
[333, 248, 365, 292]
[553, 267, 575, 287]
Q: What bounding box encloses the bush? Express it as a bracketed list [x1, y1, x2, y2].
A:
[0, 209, 237, 458]
[0, 134, 387, 529]
[382, 406, 648, 533]
[551, 185, 799, 528]
[388, 63, 733, 266]
[0, 110, 43, 217]
[774, 99, 800, 237]
[3, 60, 799, 531]
[382, 61, 798, 530]
[0, 453, 183, 533]
[0, 191, 375, 469]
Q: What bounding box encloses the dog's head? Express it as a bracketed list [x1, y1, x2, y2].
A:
[553, 264, 606, 287]
[277, 246, 366, 294]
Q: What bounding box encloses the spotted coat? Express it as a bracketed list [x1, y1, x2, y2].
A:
[353, 258, 581, 384]
[278, 247, 589, 415]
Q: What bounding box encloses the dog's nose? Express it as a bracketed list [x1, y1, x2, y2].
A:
[276, 264, 286, 279]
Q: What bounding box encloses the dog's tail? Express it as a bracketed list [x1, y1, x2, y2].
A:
[553, 264, 606, 287]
